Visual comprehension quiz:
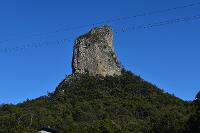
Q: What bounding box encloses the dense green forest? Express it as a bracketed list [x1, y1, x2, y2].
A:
[0, 70, 199, 133]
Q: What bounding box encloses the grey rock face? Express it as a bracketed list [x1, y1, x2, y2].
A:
[72, 25, 121, 76]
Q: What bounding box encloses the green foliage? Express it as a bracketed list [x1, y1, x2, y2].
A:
[184, 91, 200, 133]
[0, 70, 196, 133]
[194, 91, 200, 107]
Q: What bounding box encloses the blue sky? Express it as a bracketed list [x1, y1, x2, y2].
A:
[0, 0, 199, 104]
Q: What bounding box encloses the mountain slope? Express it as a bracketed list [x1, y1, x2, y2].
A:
[0, 70, 196, 133]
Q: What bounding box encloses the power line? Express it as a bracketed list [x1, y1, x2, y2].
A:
[92, 2, 200, 25]
[115, 14, 200, 33]
[0, 38, 71, 53]
[43, 1, 200, 33]
[0, 1, 200, 44]
[0, 14, 200, 54]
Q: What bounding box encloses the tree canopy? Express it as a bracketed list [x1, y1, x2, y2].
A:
[0, 70, 198, 133]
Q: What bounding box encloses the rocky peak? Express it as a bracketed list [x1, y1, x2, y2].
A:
[72, 25, 122, 76]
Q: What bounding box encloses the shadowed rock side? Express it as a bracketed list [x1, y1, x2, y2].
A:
[72, 26, 122, 76]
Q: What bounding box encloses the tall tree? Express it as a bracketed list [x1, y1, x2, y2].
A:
[185, 91, 200, 133]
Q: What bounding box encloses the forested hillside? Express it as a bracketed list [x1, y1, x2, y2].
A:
[0, 70, 198, 133]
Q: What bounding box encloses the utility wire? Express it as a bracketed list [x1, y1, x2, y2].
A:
[0, 1, 200, 44]
[0, 38, 70, 53]
[38, 1, 200, 35]
[0, 14, 200, 54]
[90, 2, 200, 25]
[115, 14, 200, 33]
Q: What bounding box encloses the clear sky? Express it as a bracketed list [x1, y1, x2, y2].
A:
[0, 0, 199, 104]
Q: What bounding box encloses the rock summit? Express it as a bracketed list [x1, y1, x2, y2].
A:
[72, 25, 121, 76]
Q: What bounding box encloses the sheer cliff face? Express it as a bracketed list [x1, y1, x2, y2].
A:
[72, 26, 122, 76]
